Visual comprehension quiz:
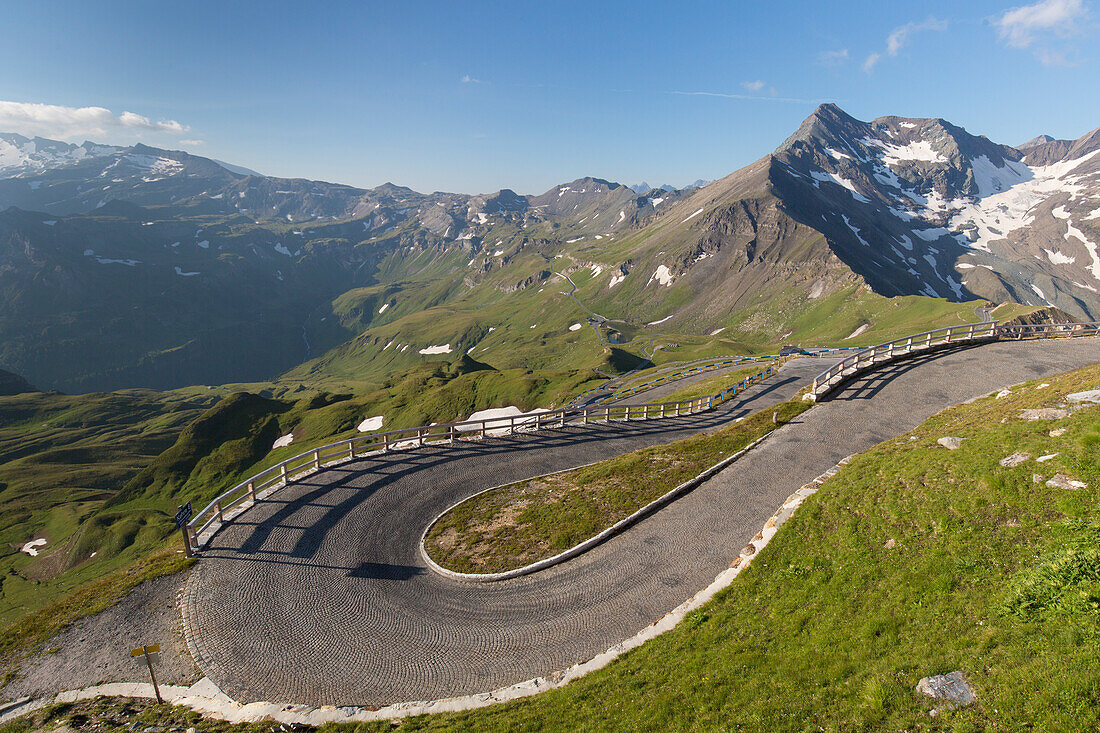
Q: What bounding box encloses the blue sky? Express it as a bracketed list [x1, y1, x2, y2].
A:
[1, 0, 1097, 194]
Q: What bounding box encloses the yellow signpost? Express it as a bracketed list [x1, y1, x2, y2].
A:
[130, 644, 162, 703]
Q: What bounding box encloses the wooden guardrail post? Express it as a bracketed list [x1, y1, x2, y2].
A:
[247, 481, 256, 501]
[312, 450, 321, 470]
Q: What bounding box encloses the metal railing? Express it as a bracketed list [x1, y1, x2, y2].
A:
[187, 363, 779, 550]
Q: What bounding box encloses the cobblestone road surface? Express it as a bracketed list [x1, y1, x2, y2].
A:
[184, 340, 1100, 706]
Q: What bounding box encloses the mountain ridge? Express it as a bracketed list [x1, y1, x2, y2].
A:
[1, 103, 1098, 393]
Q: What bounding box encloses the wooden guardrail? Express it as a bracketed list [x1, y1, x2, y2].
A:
[808, 320, 1099, 401]
[189, 319, 1099, 549]
[592, 355, 778, 405]
[187, 363, 778, 550]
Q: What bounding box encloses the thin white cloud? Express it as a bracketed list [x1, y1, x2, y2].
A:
[1037, 48, 1076, 64]
[995, 0, 1086, 47]
[741, 80, 766, 91]
[886, 18, 948, 55]
[0, 100, 190, 139]
[817, 48, 850, 66]
[179, 139, 205, 146]
[461, 74, 484, 84]
[863, 17, 947, 72]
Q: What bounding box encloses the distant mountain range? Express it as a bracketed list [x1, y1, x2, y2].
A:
[0, 104, 1097, 393]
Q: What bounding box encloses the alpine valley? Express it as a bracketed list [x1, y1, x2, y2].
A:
[2, 102, 1098, 395]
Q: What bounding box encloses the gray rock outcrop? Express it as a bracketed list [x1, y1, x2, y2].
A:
[916, 671, 976, 710]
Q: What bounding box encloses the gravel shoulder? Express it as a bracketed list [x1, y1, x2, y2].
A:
[3, 571, 200, 701]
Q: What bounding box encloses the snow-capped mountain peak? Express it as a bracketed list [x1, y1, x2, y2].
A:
[770, 104, 1100, 316]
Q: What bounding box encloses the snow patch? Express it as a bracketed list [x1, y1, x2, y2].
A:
[174, 266, 200, 276]
[1044, 248, 1076, 265]
[647, 315, 674, 325]
[196, 240, 210, 249]
[841, 215, 870, 246]
[274, 242, 292, 256]
[272, 433, 294, 449]
[96, 257, 140, 266]
[460, 406, 551, 435]
[648, 265, 674, 287]
[42, 220, 56, 226]
[1065, 220, 1100, 280]
[711, 327, 726, 336]
[569, 323, 584, 331]
[357, 416, 384, 432]
[844, 323, 870, 340]
[1030, 283, 1051, 304]
[914, 227, 949, 241]
[608, 272, 626, 288]
[20, 538, 46, 556]
[809, 170, 871, 203]
[879, 139, 947, 167]
[682, 207, 704, 223]
[418, 344, 452, 355]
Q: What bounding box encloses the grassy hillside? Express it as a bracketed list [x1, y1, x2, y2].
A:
[0, 359, 600, 631]
[404, 363, 1100, 731]
[9, 360, 1099, 732]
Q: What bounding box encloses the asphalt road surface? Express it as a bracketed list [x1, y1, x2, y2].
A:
[183, 339, 1100, 706]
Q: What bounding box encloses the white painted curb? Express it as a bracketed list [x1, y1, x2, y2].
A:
[2, 453, 857, 728]
[420, 434, 771, 581]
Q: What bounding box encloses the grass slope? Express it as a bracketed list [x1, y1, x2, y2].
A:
[10, 362, 1099, 731]
[425, 396, 809, 574]
[0, 359, 600, 634]
[409, 363, 1100, 731]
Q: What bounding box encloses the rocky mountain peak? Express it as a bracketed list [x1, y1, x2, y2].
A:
[1019, 134, 1056, 149]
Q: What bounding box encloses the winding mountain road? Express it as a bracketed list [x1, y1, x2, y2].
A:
[183, 338, 1100, 706]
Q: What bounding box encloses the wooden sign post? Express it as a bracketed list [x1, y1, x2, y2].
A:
[174, 502, 193, 558]
[130, 644, 162, 703]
